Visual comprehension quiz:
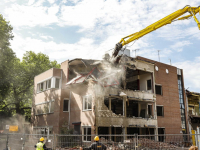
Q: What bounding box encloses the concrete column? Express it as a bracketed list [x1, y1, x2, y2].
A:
[123, 97, 127, 117]
[109, 98, 111, 110]
[109, 127, 111, 140]
[95, 125, 98, 135]
[123, 127, 127, 140]
[114, 127, 116, 142]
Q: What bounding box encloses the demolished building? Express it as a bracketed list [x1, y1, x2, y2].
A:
[32, 53, 188, 142]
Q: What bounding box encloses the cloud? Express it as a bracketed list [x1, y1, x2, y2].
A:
[4, 4, 59, 27]
[170, 41, 192, 52]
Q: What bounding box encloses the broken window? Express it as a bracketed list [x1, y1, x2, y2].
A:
[126, 101, 138, 117]
[111, 98, 123, 115]
[158, 128, 165, 142]
[148, 105, 152, 117]
[83, 95, 92, 111]
[125, 68, 139, 90]
[147, 79, 152, 90]
[157, 106, 164, 116]
[155, 85, 162, 95]
[83, 127, 91, 141]
[63, 99, 69, 112]
[98, 127, 109, 140]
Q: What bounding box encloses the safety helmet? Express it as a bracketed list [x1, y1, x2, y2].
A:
[94, 136, 99, 141]
[40, 137, 45, 142]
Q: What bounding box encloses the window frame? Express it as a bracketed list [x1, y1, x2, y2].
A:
[35, 100, 55, 115]
[157, 105, 164, 117]
[82, 95, 92, 111]
[155, 84, 162, 95]
[63, 99, 69, 112]
[55, 77, 61, 89]
[37, 76, 61, 93]
[82, 126, 91, 142]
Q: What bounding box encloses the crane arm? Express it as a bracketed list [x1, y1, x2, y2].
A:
[113, 5, 200, 57]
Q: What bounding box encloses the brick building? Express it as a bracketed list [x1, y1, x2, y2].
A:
[32, 55, 188, 141]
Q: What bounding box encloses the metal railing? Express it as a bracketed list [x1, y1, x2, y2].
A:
[0, 133, 198, 150]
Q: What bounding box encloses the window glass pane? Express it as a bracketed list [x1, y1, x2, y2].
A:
[55, 78, 60, 88]
[155, 85, 162, 95]
[84, 97, 87, 110]
[36, 104, 44, 114]
[40, 83, 44, 91]
[48, 79, 51, 88]
[63, 100, 69, 111]
[88, 96, 92, 109]
[157, 106, 163, 116]
[87, 128, 91, 141]
[84, 128, 87, 141]
[46, 81, 48, 89]
[44, 103, 50, 113]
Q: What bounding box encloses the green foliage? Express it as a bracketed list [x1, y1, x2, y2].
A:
[0, 14, 60, 120]
[0, 14, 14, 48]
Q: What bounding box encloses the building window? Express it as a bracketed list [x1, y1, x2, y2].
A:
[55, 78, 60, 88]
[83, 127, 91, 141]
[33, 127, 53, 139]
[46, 79, 51, 89]
[157, 106, 164, 116]
[35, 100, 55, 115]
[63, 99, 69, 112]
[147, 79, 152, 90]
[37, 77, 61, 93]
[83, 95, 92, 111]
[155, 85, 162, 95]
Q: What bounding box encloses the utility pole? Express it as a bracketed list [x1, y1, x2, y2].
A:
[157, 50, 160, 62]
[132, 49, 140, 57]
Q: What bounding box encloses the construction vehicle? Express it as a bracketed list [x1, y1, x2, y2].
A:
[112, 5, 200, 58]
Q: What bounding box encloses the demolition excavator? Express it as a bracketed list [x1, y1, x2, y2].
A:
[112, 5, 200, 58]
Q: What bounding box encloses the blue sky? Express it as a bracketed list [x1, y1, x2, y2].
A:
[1, 0, 200, 92]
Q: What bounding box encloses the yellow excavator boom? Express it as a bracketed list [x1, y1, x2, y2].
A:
[113, 5, 200, 57]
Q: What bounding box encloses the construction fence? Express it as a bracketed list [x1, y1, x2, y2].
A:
[0, 133, 199, 150]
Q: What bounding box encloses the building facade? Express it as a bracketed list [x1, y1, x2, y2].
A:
[32, 56, 188, 141]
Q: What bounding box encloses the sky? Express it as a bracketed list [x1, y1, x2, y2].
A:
[1, 0, 200, 92]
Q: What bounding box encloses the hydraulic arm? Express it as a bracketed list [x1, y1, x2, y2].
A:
[113, 5, 200, 57]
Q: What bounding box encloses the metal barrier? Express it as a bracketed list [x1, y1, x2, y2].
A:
[0, 133, 198, 150]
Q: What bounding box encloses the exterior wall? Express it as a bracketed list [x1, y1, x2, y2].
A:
[33, 68, 62, 134]
[137, 56, 187, 134]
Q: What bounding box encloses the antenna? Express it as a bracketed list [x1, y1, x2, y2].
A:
[132, 49, 140, 57]
[157, 50, 160, 62]
[169, 58, 172, 65]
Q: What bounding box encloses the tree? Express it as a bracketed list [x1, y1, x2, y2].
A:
[0, 14, 16, 118]
[1, 51, 60, 120]
[0, 14, 15, 100]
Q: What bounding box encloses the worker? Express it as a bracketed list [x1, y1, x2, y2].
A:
[34, 137, 48, 150]
[80, 136, 107, 150]
[189, 146, 198, 150]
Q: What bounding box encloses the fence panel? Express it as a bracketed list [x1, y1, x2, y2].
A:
[0, 133, 197, 149]
[55, 134, 136, 150]
[0, 134, 7, 149]
[137, 134, 193, 150]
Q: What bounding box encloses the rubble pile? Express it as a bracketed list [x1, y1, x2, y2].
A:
[98, 104, 120, 117]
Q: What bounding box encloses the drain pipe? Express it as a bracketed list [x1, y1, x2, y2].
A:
[68, 91, 71, 129]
